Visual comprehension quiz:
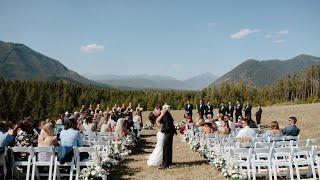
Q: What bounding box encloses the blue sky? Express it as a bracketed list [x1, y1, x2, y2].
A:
[1, 0, 320, 80]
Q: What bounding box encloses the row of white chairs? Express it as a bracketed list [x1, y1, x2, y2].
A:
[0, 145, 110, 180]
[227, 146, 320, 180]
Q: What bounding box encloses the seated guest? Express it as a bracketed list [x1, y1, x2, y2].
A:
[54, 118, 64, 138]
[82, 116, 96, 133]
[195, 112, 204, 126]
[236, 118, 256, 138]
[98, 112, 110, 133]
[60, 117, 83, 147]
[202, 120, 214, 135]
[38, 122, 58, 161]
[215, 113, 225, 129]
[220, 120, 231, 136]
[0, 121, 16, 148]
[132, 111, 142, 138]
[226, 116, 236, 132]
[15, 119, 38, 160]
[107, 113, 117, 132]
[263, 121, 282, 140]
[282, 117, 300, 136]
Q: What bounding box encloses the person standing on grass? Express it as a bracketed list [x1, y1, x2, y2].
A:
[255, 105, 262, 126]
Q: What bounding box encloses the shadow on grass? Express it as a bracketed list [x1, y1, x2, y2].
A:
[109, 133, 155, 179]
[171, 160, 208, 168]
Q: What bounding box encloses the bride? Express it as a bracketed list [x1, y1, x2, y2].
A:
[146, 106, 168, 166]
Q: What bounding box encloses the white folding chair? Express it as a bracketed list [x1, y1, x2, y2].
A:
[221, 141, 239, 153]
[274, 141, 293, 148]
[251, 148, 272, 180]
[271, 147, 294, 180]
[307, 138, 320, 147]
[312, 146, 320, 178]
[254, 142, 271, 149]
[292, 146, 316, 180]
[75, 147, 97, 180]
[10, 146, 34, 180]
[230, 148, 252, 179]
[283, 135, 299, 141]
[31, 146, 55, 180]
[53, 147, 76, 180]
[0, 147, 7, 179]
[268, 136, 284, 142]
[292, 140, 308, 147]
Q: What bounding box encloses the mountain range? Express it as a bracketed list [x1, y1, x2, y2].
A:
[85, 73, 218, 90]
[211, 54, 320, 87]
[0, 40, 104, 86]
[1, 40, 320, 90]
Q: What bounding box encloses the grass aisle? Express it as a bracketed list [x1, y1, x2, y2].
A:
[110, 129, 224, 180]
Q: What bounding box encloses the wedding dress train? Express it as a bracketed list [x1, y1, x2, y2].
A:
[147, 131, 165, 166]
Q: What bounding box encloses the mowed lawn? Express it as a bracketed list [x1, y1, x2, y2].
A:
[142, 103, 320, 139]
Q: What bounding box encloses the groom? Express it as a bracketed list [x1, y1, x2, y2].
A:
[154, 105, 177, 169]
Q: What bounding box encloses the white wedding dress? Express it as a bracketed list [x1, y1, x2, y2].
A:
[147, 131, 165, 166]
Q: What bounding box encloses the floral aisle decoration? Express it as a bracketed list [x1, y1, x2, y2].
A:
[174, 121, 185, 131]
[181, 130, 246, 180]
[143, 123, 152, 130]
[80, 133, 136, 180]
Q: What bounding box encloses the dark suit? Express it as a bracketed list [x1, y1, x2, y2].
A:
[205, 104, 214, 117]
[227, 105, 234, 119]
[235, 104, 242, 122]
[282, 125, 300, 136]
[219, 105, 227, 115]
[197, 103, 206, 118]
[184, 103, 193, 116]
[160, 112, 176, 167]
[255, 108, 262, 125]
[244, 105, 252, 120]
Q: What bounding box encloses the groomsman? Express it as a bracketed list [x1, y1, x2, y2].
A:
[244, 101, 252, 120]
[197, 99, 206, 118]
[218, 102, 227, 115]
[227, 101, 234, 119]
[184, 100, 193, 117]
[205, 101, 214, 117]
[235, 100, 242, 122]
[255, 105, 262, 126]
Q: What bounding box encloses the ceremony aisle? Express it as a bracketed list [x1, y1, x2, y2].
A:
[109, 129, 224, 180]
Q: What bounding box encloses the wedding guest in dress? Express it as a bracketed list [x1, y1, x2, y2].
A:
[219, 120, 231, 136]
[15, 120, 38, 160]
[282, 117, 300, 136]
[244, 102, 252, 120]
[236, 118, 256, 138]
[98, 112, 110, 133]
[107, 113, 117, 131]
[115, 114, 127, 140]
[255, 105, 262, 126]
[263, 121, 282, 140]
[82, 116, 96, 133]
[202, 120, 214, 136]
[234, 100, 242, 122]
[37, 122, 58, 161]
[184, 100, 194, 117]
[132, 111, 142, 138]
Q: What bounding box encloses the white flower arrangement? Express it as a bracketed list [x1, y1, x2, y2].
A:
[80, 133, 136, 179]
[142, 123, 152, 130]
[180, 129, 246, 180]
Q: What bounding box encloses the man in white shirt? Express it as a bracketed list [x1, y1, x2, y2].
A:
[236, 118, 256, 138]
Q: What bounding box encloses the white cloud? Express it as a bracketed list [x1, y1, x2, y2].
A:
[264, 34, 272, 38]
[207, 22, 217, 27]
[230, 29, 260, 39]
[81, 44, 105, 53]
[273, 39, 286, 44]
[276, 30, 289, 34]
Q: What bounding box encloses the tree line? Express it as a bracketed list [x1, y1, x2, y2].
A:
[0, 65, 319, 123]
